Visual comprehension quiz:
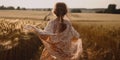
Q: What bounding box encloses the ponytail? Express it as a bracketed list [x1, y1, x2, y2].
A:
[60, 16, 63, 23]
[53, 2, 67, 33]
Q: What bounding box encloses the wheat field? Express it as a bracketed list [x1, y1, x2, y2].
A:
[0, 10, 120, 60]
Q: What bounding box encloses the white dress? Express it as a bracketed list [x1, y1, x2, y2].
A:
[25, 19, 83, 60]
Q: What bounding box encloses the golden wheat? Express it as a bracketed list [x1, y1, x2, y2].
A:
[0, 10, 120, 60]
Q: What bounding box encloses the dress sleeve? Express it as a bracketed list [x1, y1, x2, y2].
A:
[24, 20, 55, 40]
[38, 20, 55, 40]
[33, 20, 54, 35]
[44, 20, 53, 33]
[71, 26, 80, 38]
[67, 20, 80, 38]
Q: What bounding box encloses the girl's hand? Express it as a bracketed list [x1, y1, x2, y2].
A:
[24, 25, 36, 32]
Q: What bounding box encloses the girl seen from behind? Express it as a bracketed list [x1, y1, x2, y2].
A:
[25, 2, 83, 60]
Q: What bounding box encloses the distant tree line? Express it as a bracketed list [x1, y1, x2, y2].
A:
[31, 8, 82, 13]
[0, 5, 26, 10]
[31, 8, 52, 11]
[0, 5, 82, 13]
[96, 4, 120, 14]
[1, 4, 119, 14]
[104, 4, 120, 14]
[70, 8, 81, 13]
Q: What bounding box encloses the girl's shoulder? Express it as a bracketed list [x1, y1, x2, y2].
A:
[64, 19, 72, 25]
[47, 19, 55, 24]
[64, 19, 71, 23]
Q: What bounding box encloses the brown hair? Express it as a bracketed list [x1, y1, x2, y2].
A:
[53, 2, 68, 17]
[53, 2, 68, 33]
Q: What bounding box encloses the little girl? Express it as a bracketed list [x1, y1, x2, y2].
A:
[25, 2, 82, 60]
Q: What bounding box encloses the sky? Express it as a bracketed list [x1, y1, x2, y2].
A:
[0, 0, 120, 9]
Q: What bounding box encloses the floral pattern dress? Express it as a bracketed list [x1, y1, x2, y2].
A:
[26, 19, 83, 60]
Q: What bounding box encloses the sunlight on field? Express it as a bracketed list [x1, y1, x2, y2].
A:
[0, 10, 50, 20]
[72, 21, 120, 60]
[0, 10, 120, 21]
[0, 10, 120, 60]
